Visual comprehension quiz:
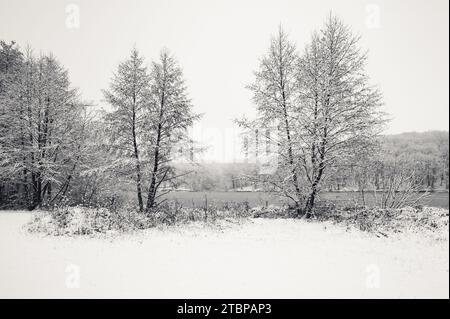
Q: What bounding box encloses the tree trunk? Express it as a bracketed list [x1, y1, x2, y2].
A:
[146, 78, 166, 212]
[131, 106, 144, 212]
[146, 123, 162, 212]
[30, 173, 42, 210]
[294, 201, 302, 217]
[305, 135, 326, 215]
[282, 102, 302, 209]
[304, 189, 317, 217]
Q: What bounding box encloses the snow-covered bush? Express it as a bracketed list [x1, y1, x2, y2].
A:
[250, 205, 295, 218]
[27, 205, 155, 236]
[27, 201, 256, 236]
[148, 200, 253, 226]
[315, 205, 449, 240]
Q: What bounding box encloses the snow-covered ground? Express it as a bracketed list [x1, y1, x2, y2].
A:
[0, 211, 448, 298]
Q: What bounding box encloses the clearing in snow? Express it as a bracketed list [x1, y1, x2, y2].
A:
[0, 211, 448, 298]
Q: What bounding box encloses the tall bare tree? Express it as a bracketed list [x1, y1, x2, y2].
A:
[103, 48, 150, 211]
[243, 17, 385, 216]
[297, 15, 385, 214]
[145, 50, 200, 212]
[0, 44, 87, 209]
[0, 41, 24, 205]
[240, 27, 306, 215]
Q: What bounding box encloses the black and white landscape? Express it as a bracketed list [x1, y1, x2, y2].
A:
[0, 0, 448, 299]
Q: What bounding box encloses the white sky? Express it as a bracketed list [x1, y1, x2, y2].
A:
[1, 0, 448, 162]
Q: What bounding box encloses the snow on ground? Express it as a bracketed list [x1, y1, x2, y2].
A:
[0, 211, 448, 298]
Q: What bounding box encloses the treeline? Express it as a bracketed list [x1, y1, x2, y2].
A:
[327, 131, 449, 192]
[176, 162, 257, 191]
[0, 41, 198, 211]
[177, 131, 449, 193]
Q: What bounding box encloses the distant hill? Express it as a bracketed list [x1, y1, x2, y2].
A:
[381, 131, 448, 156]
[175, 131, 449, 191]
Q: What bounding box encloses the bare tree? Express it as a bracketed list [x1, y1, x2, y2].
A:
[242, 17, 385, 216]
[0, 43, 88, 209]
[297, 15, 385, 215]
[0, 41, 24, 205]
[240, 26, 306, 215]
[372, 153, 430, 209]
[145, 50, 200, 212]
[103, 48, 150, 212]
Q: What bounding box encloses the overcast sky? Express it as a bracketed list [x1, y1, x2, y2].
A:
[1, 0, 448, 162]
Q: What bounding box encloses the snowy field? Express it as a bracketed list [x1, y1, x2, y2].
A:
[0, 211, 448, 298]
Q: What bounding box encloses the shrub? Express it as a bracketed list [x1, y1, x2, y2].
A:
[314, 205, 449, 240]
[251, 205, 295, 218]
[148, 200, 253, 226]
[27, 205, 154, 236]
[27, 201, 256, 236]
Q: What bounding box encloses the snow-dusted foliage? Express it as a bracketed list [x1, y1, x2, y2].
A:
[27, 206, 153, 235]
[315, 205, 449, 241]
[26, 201, 449, 241]
[0, 42, 90, 209]
[26, 201, 255, 236]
